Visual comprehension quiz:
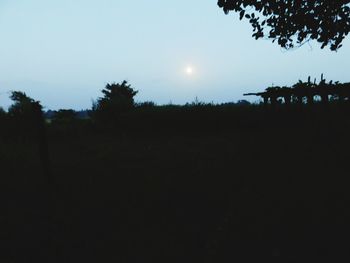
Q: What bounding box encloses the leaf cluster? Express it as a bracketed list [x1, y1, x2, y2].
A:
[218, 0, 350, 50]
[8, 91, 42, 117]
[92, 80, 138, 122]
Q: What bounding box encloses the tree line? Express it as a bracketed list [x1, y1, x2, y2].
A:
[1, 77, 350, 129]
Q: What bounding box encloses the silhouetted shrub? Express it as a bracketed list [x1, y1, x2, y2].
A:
[47, 109, 93, 138]
[185, 97, 214, 107]
[236, 100, 251, 106]
[6, 91, 45, 141]
[0, 107, 7, 137]
[52, 109, 77, 124]
[8, 91, 37, 118]
[0, 107, 5, 118]
[136, 101, 156, 109]
[92, 80, 138, 122]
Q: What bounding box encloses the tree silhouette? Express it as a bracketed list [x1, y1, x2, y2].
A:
[0, 107, 5, 117]
[8, 91, 50, 176]
[217, 0, 350, 50]
[92, 80, 138, 121]
[8, 91, 44, 134]
[244, 76, 350, 104]
[52, 109, 77, 122]
[8, 91, 37, 117]
[0, 107, 6, 138]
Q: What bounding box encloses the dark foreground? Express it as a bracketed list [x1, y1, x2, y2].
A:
[2, 105, 350, 262]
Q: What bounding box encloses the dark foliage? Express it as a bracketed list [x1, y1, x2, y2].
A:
[92, 80, 138, 122]
[136, 101, 157, 109]
[3, 85, 350, 262]
[217, 0, 350, 50]
[0, 107, 7, 137]
[51, 109, 77, 123]
[245, 76, 350, 105]
[0, 106, 5, 116]
[8, 91, 38, 117]
[235, 99, 251, 106]
[3, 102, 350, 263]
[5, 91, 44, 140]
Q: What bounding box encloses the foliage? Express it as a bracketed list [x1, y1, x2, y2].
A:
[245, 76, 350, 104]
[185, 96, 214, 107]
[236, 99, 251, 106]
[0, 107, 6, 117]
[218, 0, 350, 50]
[4, 91, 45, 141]
[52, 109, 77, 123]
[92, 80, 138, 122]
[136, 101, 157, 109]
[8, 91, 39, 117]
[0, 107, 6, 137]
[4, 101, 350, 262]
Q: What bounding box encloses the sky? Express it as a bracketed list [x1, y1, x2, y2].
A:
[0, 0, 350, 110]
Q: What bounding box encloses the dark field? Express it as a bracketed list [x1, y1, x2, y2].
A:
[2, 104, 350, 262]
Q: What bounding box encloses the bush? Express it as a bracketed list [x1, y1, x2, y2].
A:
[6, 91, 45, 141]
[136, 101, 156, 108]
[52, 109, 77, 124]
[8, 91, 37, 118]
[0, 107, 6, 117]
[92, 80, 138, 122]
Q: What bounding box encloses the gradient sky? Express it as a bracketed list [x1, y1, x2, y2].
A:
[1, 0, 350, 110]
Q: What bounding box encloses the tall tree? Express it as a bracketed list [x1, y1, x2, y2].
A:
[92, 80, 138, 122]
[218, 0, 350, 50]
[9, 91, 38, 117]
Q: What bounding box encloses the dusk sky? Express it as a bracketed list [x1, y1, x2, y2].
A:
[1, 0, 349, 110]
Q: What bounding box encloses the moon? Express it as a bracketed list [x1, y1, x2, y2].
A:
[185, 66, 194, 75]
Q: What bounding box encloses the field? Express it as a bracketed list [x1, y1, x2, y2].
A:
[2, 104, 350, 262]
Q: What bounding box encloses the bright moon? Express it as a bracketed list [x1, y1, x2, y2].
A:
[185, 66, 194, 75]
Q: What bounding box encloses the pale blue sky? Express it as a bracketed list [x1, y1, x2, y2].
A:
[0, 0, 349, 110]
